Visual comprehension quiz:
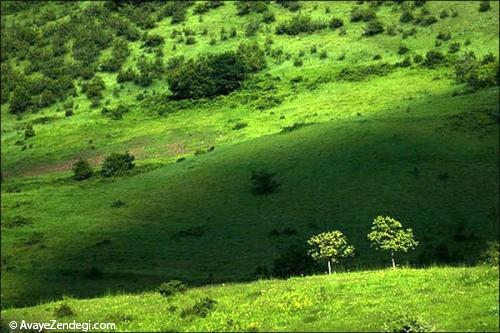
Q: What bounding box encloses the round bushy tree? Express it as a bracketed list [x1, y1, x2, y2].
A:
[308, 230, 355, 274]
[101, 152, 135, 177]
[72, 158, 93, 181]
[367, 216, 418, 269]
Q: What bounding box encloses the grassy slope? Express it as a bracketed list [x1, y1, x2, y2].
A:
[2, 266, 499, 332]
[0, 0, 499, 311]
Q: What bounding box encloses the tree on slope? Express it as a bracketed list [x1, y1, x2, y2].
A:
[367, 216, 418, 269]
[308, 230, 355, 274]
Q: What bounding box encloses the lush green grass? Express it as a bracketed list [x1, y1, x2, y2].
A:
[2, 266, 498, 332]
[1, 85, 498, 307]
[0, 0, 498, 319]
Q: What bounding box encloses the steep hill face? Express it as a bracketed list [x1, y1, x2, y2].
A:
[0, 1, 499, 308]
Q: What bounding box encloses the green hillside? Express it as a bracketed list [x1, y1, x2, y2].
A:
[0, 0, 499, 328]
[2, 266, 499, 332]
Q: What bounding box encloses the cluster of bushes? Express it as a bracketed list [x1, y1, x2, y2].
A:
[455, 52, 499, 91]
[276, 15, 328, 35]
[100, 38, 130, 72]
[101, 105, 129, 120]
[193, 0, 224, 14]
[72, 151, 135, 181]
[337, 63, 393, 81]
[81, 75, 106, 105]
[166, 42, 265, 99]
[251, 170, 280, 195]
[276, 0, 301, 12]
[235, 1, 268, 16]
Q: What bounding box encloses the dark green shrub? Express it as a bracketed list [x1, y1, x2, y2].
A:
[293, 58, 303, 67]
[236, 1, 268, 16]
[262, 11, 275, 24]
[319, 50, 328, 59]
[436, 31, 451, 41]
[479, 1, 491, 12]
[72, 158, 93, 181]
[398, 45, 409, 55]
[172, 225, 206, 239]
[181, 297, 217, 318]
[111, 200, 125, 208]
[448, 42, 460, 54]
[65, 109, 74, 117]
[373, 54, 382, 60]
[24, 124, 35, 139]
[363, 19, 384, 36]
[82, 75, 105, 101]
[400, 10, 414, 23]
[338, 63, 393, 81]
[417, 15, 437, 27]
[482, 52, 497, 65]
[9, 85, 32, 114]
[439, 9, 449, 19]
[185, 36, 196, 45]
[245, 20, 260, 37]
[117, 68, 137, 83]
[251, 170, 280, 195]
[53, 303, 74, 318]
[383, 314, 434, 332]
[480, 241, 499, 266]
[276, 0, 301, 12]
[275, 15, 327, 35]
[167, 51, 251, 99]
[422, 50, 446, 67]
[101, 152, 135, 177]
[272, 245, 317, 278]
[386, 24, 397, 36]
[101, 105, 129, 120]
[142, 34, 164, 49]
[329, 17, 344, 29]
[350, 7, 376, 22]
[158, 280, 187, 297]
[193, 0, 224, 14]
[232, 122, 248, 130]
[413, 54, 423, 63]
[398, 56, 412, 67]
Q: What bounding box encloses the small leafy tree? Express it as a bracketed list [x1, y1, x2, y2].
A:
[367, 216, 418, 269]
[251, 170, 280, 195]
[308, 230, 355, 274]
[72, 158, 93, 181]
[101, 152, 135, 177]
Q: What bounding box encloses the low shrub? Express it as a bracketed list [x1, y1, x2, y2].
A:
[293, 58, 303, 67]
[72, 158, 93, 181]
[439, 9, 449, 19]
[111, 200, 125, 208]
[350, 7, 376, 22]
[398, 45, 409, 55]
[383, 314, 434, 332]
[101, 105, 129, 120]
[24, 124, 35, 139]
[319, 50, 328, 59]
[172, 225, 206, 239]
[480, 241, 499, 266]
[448, 42, 460, 54]
[329, 17, 344, 29]
[399, 10, 414, 23]
[422, 50, 446, 67]
[232, 122, 248, 130]
[337, 63, 393, 81]
[53, 303, 74, 318]
[363, 19, 384, 36]
[181, 297, 217, 318]
[272, 245, 317, 278]
[251, 170, 280, 195]
[262, 11, 275, 24]
[479, 1, 491, 12]
[101, 152, 135, 177]
[158, 280, 187, 297]
[436, 31, 451, 41]
[275, 15, 327, 35]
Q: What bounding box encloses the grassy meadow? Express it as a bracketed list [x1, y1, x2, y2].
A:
[0, 1, 499, 331]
